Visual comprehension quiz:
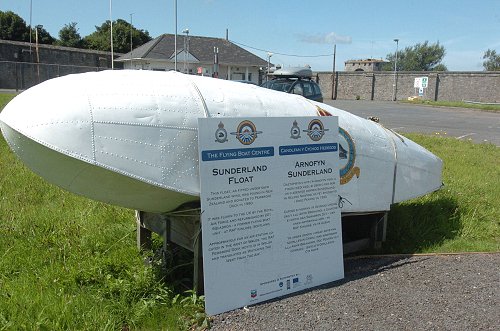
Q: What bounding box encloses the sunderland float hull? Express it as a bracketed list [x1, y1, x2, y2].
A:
[0, 70, 442, 213]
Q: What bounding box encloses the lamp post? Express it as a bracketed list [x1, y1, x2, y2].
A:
[182, 28, 189, 73]
[392, 38, 399, 101]
[266, 52, 273, 82]
[29, 0, 33, 62]
[213, 47, 219, 78]
[109, 0, 114, 69]
[129, 13, 133, 69]
[174, 0, 177, 71]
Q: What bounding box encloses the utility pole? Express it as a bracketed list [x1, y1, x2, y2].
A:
[35, 25, 41, 82]
[331, 44, 336, 100]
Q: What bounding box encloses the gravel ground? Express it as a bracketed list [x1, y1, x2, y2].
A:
[211, 253, 500, 330]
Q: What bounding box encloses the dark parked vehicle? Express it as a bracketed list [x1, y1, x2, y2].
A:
[260, 67, 323, 102]
[233, 80, 258, 85]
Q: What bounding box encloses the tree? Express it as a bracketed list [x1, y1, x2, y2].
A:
[0, 10, 55, 45]
[432, 63, 448, 72]
[33, 25, 55, 45]
[83, 19, 152, 53]
[482, 49, 500, 71]
[0, 10, 30, 41]
[56, 22, 83, 48]
[383, 41, 447, 71]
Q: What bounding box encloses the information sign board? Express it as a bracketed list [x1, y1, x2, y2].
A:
[414, 76, 429, 88]
[421, 76, 429, 88]
[198, 117, 344, 315]
[414, 77, 422, 88]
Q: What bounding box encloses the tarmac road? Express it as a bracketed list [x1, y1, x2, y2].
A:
[212, 253, 500, 331]
[324, 100, 500, 146]
[3, 90, 498, 145]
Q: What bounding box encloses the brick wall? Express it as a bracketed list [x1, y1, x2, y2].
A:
[316, 71, 500, 103]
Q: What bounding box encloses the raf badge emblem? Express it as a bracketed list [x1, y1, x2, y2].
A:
[231, 120, 262, 145]
[304, 119, 328, 141]
[215, 121, 228, 143]
[290, 120, 301, 139]
[315, 106, 360, 185]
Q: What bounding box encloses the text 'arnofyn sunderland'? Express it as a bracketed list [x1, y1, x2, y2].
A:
[288, 160, 333, 178]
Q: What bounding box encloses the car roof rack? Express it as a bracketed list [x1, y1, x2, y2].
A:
[271, 67, 313, 79]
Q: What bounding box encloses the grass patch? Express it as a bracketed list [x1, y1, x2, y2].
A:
[403, 99, 500, 112]
[1, 93, 498, 327]
[0, 102, 207, 329]
[384, 134, 499, 253]
[0, 93, 16, 110]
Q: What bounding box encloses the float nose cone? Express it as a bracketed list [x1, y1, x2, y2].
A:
[393, 134, 443, 203]
[0, 77, 94, 161]
[0, 72, 202, 212]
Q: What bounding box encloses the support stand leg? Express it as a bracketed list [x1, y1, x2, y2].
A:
[193, 222, 204, 295]
[136, 211, 152, 251]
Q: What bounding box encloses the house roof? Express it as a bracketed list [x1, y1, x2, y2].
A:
[117, 34, 268, 67]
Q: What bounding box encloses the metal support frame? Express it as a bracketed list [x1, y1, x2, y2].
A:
[136, 204, 204, 294]
[341, 212, 388, 254]
[136, 208, 389, 293]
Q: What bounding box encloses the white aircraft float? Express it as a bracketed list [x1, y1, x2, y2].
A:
[0, 70, 442, 214]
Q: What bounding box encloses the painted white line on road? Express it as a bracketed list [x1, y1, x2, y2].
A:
[391, 127, 405, 131]
[456, 133, 476, 140]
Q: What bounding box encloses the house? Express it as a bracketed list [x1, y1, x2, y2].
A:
[116, 34, 268, 84]
[344, 58, 388, 72]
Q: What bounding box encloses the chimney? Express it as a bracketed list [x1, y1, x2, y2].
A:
[226, 28, 228, 41]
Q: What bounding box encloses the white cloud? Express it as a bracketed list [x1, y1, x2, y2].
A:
[297, 32, 352, 45]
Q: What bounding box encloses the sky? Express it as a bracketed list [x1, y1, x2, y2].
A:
[1, 0, 499, 71]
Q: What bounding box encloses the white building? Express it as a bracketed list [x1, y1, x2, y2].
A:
[116, 34, 268, 84]
[344, 58, 388, 72]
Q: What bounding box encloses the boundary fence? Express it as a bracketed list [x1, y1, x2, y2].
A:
[0, 61, 107, 91]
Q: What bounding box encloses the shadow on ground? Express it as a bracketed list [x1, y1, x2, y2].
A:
[145, 195, 461, 307]
[384, 195, 461, 253]
[238, 195, 461, 308]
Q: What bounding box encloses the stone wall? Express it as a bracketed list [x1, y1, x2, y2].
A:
[316, 71, 500, 103]
[0, 40, 121, 90]
[2, 38, 499, 103]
